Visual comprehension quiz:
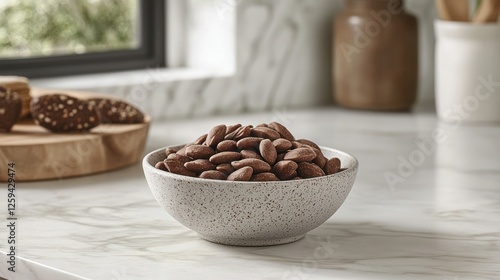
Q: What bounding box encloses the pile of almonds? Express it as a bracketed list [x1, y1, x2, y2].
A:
[155, 123, 344, 182]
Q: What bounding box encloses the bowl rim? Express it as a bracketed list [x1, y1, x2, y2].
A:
[143, 144, 359, 185]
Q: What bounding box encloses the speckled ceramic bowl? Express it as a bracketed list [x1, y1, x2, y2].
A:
[143, 145, 358, 247]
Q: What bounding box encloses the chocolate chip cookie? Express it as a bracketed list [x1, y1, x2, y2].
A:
[31, 94, 100, 132]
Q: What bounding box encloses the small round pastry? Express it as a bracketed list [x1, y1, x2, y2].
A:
[0, 76, 31, 118]
[89, 98, 144, 124]
[30, 94, 100, 132]
[0, 86, 22, 132]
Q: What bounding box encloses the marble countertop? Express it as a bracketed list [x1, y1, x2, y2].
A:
[1, 108, 499, 280]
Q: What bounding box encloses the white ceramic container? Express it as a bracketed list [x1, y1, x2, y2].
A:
[435, 20, 500, 123]
[143, 145, 358, 247]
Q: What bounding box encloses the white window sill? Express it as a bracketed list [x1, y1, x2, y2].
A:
[31, 68, 233, 91]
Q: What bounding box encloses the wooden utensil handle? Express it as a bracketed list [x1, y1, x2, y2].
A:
[437, 0, 470, 21]
[474, 0, 500, 23]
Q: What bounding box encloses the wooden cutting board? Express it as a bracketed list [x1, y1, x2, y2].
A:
[0, 89, 150, 182]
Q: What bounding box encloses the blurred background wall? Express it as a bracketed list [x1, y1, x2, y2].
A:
[33, 0, 437, 120]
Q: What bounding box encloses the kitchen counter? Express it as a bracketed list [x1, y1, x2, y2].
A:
[1, 108, 499, 280]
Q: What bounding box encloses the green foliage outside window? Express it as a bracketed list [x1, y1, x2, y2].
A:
[0, 0, 138, 58]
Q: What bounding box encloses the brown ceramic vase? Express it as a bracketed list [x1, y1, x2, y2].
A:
[334, 0, 418, 111]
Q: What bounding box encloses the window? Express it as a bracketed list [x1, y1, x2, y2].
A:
[0, 0, 165, 78]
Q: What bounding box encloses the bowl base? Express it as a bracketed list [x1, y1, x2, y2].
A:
[198, 234, 305, 247]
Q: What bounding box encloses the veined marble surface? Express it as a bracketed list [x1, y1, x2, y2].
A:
[1, 108, 499, 280]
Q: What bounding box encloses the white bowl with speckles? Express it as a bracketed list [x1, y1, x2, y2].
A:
[143, 145, 358, 247]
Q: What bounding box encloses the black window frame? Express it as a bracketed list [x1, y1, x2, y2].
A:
[0, 0, 166, 78]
